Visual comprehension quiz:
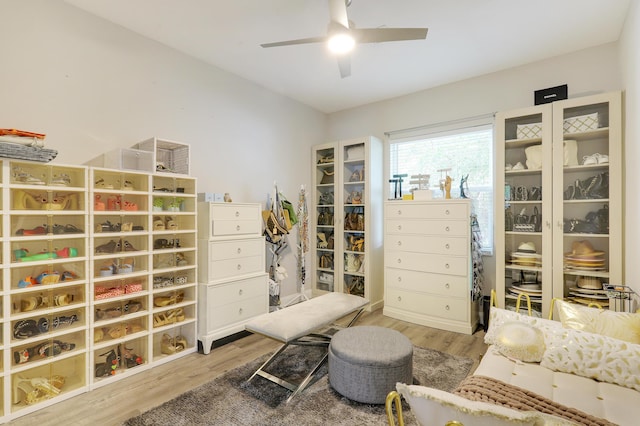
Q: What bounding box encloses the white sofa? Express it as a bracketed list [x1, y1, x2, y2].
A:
[390, 302, 640, 426]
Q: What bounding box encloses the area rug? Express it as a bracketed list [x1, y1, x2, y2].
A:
[123, 344, 474, 426]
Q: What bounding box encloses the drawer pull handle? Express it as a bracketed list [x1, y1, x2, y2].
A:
[445, 209, 450, 215]
[239, 289, 243, 296]
[445, 305, 450, 311]
[445, 243, 450, 249]
[445, 226, 450, 232]
[445, 263, 450, 269]
[445, 283, 450, 289]
[397, 258, 402, 264]
[235, 211, 240, 217]
[238, 308, 243, 315]
[237, 264, 242, 270]
[237, 248, 242, 254]
[397, 296, 402, 302]
[397, 276, 402, 282]
[397, 241, 402, 246]
[236, 225, 241, 231]
[397, 225, 402, 231]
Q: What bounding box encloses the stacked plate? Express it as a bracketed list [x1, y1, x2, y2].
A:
[508, 283, 542, 301]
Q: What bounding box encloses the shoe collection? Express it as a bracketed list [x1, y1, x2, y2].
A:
[161, 333, 188, 355]
[582, 152, 609, 165]
[153, 216, 179, 231]
[13, 315, 79, 339]
[95, 238, 139, 254]
[17, 270, 78, 288]
[14, 339, 76, 364]
[95, 300, 143, 321]
[94, 323, 144, 342]
[153, 307, 186, 328]
[15, 223, 83, 236]
[153, 275, 188, 289]
[18, 292, 75, 312]
[13, 375, 65, 405]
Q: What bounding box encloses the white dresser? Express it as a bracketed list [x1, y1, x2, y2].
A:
[383, 200, 477, 334]
[197, 202, 268, 353]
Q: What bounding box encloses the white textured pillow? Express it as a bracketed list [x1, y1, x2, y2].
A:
[554, 299, 640, 344]
[396, 383, 574, 426]
[494, 322, 546, 362]
[541, 327, 640, 392]
[485, 307, 561, 346]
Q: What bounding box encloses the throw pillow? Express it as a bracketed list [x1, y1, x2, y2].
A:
[554, 299, 640, 344]
[396, 383, 574, 426]
[540, 327, 640, 392]
[494, 321, 546, 362]
[485, 306, 561, 346]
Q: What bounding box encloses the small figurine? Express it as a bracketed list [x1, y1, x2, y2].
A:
[224, 193, 232, 202]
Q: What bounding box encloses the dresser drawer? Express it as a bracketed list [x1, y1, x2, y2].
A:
[384, 251, 468, 276]
[208, 256, 264, 281]
[209, 238, 264, 261]
[385, 234, 468, 256]
[385, 219, 467, 237]
[385, 202, 468, 220]
[198, 202, 262, 237]
[385, 268, 468, 298]
[386, 287, 468, 321]
[203, 275, 268, 307]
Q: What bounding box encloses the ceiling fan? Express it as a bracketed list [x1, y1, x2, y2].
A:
[260, 0, 428, 78]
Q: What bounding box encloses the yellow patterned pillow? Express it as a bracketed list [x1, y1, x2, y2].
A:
[555, 299, 640, 343]
[541, 327, 640, 392]
[494, 322, 546, 362]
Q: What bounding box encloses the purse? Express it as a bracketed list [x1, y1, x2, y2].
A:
[344, 207, 364, 231]
[281, 199, 298, 226]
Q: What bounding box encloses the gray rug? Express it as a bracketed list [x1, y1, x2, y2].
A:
[123, 344, 474, 425]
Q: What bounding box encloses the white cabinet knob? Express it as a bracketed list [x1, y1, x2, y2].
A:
[397, 240, 402, 246]
[237, 264, 242, 270]
[445, 243, 450, 250]
[445, 283, 450, 289]
[237, 247, 242, 254]
[236, 225, 241, 231]
[397, 296, 402, 302]
[397, 258, 402, 264]
[445, 305, 450, 311]
[397, 210, 402, 215]
[445, 209, 450, 215]
[235, 211, 240, 217]
[397, 225, 402, 231]
[238, 289, 243, 296]
[445, 226, 450, 232]
[238, 308, 243, 315]
[445, 263, 450, 269]
[397, 276, 402, 282]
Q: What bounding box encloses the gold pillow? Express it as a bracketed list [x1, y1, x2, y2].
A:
[555, 299, 640, 344]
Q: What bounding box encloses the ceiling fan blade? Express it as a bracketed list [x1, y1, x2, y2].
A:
[328, 0, 350, 28]
[353, 28, 428, 43]
[337, 54, 351, 78]
[261, 36, 327, 48]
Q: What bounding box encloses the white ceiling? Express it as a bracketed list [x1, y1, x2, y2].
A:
[64, 0, 631, 114]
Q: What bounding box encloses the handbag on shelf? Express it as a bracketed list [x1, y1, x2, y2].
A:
[344, 207, 364, 231]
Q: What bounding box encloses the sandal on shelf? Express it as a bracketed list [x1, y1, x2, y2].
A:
[121, 222, 133, 232]
[153, 312, 167, 328]
[165, 217, 178, 230]
[94, 178, 113, 189]
[95, 239, 118, 254]
[95, 349, 119, 377]
[161, 333, 178, 355]
[13, 375, 65, 405]
[15, 225, 48, 236]
[153, 292, 184, 307]
[50, 173, 71, 186]
[174, 335, 188, 351]
[121, 344, 143, 368]
[107, 325, 126, 339]
[153, 217, 165, 231]
[123, 300, 142, 314]
[172, 308, 186, 322]
[95, 306, 122, 320]
[122, 240, 138, 251]
[13, 167, 46, 185]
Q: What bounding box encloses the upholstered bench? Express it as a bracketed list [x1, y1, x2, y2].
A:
[245, 292, 369, 402]
[328, 326, 413, 404]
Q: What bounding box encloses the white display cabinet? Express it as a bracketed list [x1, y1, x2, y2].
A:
[310, 137, 384, 310]
[133, 137, 190, 175]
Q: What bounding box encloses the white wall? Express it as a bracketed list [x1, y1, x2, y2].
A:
[327, 43, 625, 295]
[0, 0, 326, 298]
[619, 0, 640, 294]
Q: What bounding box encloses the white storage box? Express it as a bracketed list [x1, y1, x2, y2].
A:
[563, 112, 599, 133]
[133, 137, 190, 175]
[516, 123, 542, 139]
[412, 189, 433, 201]
[85, 148, 154, 172]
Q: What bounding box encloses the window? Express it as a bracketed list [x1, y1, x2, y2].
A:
[388, 120, 494, 253]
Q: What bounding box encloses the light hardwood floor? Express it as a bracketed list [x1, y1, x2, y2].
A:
[10, 309, 488, 426]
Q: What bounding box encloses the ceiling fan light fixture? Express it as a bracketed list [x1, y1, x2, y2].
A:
[327, 32, 355, 54]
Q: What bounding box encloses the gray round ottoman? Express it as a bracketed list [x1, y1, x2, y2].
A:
[328, 326, 413, 404]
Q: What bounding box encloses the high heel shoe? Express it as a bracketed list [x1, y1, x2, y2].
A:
[13, 167, 46, 185]
[154, 292, 184, 307]
[95, 349, 119, 377]
[161, 333, 178, 355]
[153, 217, 165, 230]
[166, 217, 178, 230]
[122, 240, 138, 251]
[120, 344, 143, 368]
[95, 239, 118, 254]
[13, 375, 65, 405]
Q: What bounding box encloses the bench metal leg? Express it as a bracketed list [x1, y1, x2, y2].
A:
[246, 307, 366, 402]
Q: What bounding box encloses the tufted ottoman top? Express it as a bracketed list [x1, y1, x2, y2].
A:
[331, 326, 413, 367]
